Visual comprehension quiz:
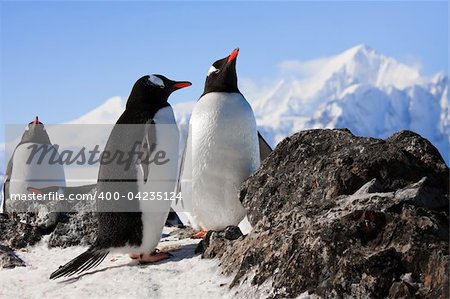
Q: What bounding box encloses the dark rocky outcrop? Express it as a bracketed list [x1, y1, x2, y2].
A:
[200, 129, 449, 298]
[47, 212, 97, 248]
[0, 244, 25, 269]
[0, 192, 98, 251]
[196, 226, 244, 255]
[47, 195, 98, 248]
[0, 214, 42, 249]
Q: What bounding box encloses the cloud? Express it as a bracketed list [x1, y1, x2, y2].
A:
[400, 53, 423, 73]
[278, 56, 332, 77]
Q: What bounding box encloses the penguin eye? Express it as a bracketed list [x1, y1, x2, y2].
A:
[207, 65, 220, 77]
[148, 75, 165, 88]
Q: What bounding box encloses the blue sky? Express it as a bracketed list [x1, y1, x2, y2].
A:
[1, 1, 448, 125]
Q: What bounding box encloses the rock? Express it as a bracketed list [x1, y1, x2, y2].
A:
[200, 129, 449, 298]
[0, 194, 92, 249]
[47, 212, 97, 248]
[242, 129, 448, 227]
[224, 226, 244, 240]
[353, 178, 384, 195]
[35, 206, 61, 230]
[169, 226, 196, 240]
[48, 192, 98, 248]
[0, 214, 42, 249]
[197, 226, 244, 257]
[0, 244, 25, 268]
[389, 281, 416, 298]
[4, 190, 67, 231]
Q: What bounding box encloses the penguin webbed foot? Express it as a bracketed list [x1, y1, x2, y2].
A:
[191, 230, 208, 239]
[130, 249, 172, 264]
[27, 187, 43, 195]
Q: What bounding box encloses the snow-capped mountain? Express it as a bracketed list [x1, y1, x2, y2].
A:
[248, 45, 449, 161]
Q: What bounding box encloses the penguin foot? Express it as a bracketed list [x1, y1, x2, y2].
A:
[129, 253, 140, 259]
[192, 230, 207, 239]
[27, 187, 43, 194]
[138, 250, 171, 264]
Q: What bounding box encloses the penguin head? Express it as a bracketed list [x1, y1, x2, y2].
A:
[203, 48, 240, 95]
[126, 75, 192, 110]
[21, 116, 51, 144]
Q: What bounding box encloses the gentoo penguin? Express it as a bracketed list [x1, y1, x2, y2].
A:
[49, 75, 191, 279]
[2, 117, 66, 227]
[179, 48, 271, 237]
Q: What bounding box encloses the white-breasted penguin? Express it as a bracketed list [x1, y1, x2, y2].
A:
[49, 75, 191, 279]
[179, 48, 271, 237]
[2, 117, 66, 220]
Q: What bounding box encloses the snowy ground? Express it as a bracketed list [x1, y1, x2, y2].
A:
[0, 228, 236, 299]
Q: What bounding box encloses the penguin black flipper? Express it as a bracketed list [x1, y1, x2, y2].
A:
[49, 248, 109, 279]
[141, 120, 157, 184]
[258, 131, 272, 162]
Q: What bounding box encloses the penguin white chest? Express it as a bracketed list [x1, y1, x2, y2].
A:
[188, 92, 260, 230]
[9, 143, 66, 192]
[138, 106, 179, 251]
[6, 143, 66, 212]
[5, 143, 66, 207]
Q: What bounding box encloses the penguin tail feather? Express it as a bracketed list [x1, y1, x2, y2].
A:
[49, 249, 109, 279]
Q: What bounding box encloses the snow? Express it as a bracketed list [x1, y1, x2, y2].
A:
[66, 97, 125, 125]
[0, 229, 236, 299]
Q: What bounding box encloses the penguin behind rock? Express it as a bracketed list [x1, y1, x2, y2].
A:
[49, 75, 191, 279]
[179, 48, 271, 238]
[2, 117, 66, 228]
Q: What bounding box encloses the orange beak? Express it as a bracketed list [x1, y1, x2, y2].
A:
[227, 48, 239, 63]
[172, 81, 192, 90]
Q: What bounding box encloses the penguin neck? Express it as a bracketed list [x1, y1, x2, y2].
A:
[201, 69, 241, 98]
[19, 131, 52, 145]
[118, 103, 170, 124]
[125, 99, 169, 114]
[201, 85, 242, 99]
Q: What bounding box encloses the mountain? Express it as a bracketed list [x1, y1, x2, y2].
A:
[247, 45, 448, 161]
[66, 96, 125, 124]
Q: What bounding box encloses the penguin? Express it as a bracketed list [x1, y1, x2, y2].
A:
[2, 117, 66, 226]
[179, 48, 271, 238]
[48, 75, 191, 279]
